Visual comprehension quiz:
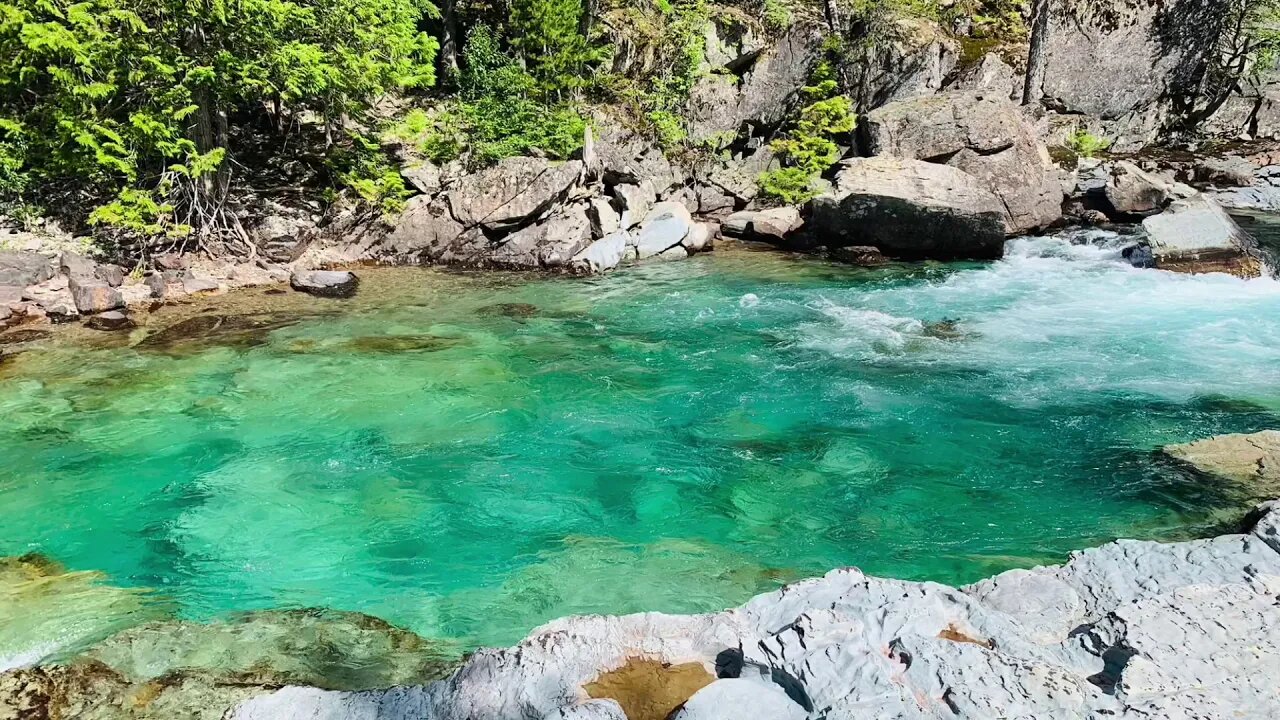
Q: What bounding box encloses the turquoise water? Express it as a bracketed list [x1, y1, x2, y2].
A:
[2, 233, 1280, 654]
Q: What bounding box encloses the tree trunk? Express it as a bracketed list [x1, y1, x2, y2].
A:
[1024, 0, 1051, 105]
[439, 0, 459, 80]
[823, 0, 841, 34]
[579, 0, 595, 38]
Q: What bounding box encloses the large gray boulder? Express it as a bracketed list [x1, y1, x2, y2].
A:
[571, 231, 630, 274]
[633, 202, 696, 259]
[1141, 195, 1264, 278]
[1105, 161, 1191, 216]
[444, 157, 583, 230]
[866, 92, 1065, 234]
[228, 499, 1280, 720]
[810, 157, 1008, 260]
[0, 250, 54, 287]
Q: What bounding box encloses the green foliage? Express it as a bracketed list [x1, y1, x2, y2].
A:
[1065, 129, 1111, 158]
[758, 63, 855, 204]
[0, 0, 439, 238]
[639, 0, 709, 150]
[387, 24, 586, 167]
[762, 0, 792, 32]
[510, 0, 607, 98]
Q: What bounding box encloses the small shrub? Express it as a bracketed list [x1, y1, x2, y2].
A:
[757, 63, 855, 204]
[1065, 129, 1112, 158]
[762, 0, 792, 31]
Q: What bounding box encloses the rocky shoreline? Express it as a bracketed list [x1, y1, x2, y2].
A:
[227, 495, 1280, 719]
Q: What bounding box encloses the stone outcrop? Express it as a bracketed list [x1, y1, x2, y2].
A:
[1042, 0, 1224, 150]
[0, 251, 53, 287]
[1164, 430, 1280, 498]
[809, 157, 1007, 260]
[843, 16, 960, 111]
[1140, 195, 1264, 278]
[290, 270, 359, 298]
[227, 499, 1280, 720]
[445, 157, 584, 231]
[865, 92, 1065, 235]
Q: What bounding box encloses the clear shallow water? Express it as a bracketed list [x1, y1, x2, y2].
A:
[2, 233, 1280, 654]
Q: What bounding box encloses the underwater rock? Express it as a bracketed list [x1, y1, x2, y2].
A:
[291, 270, 359, 299]
[230, 499, 1280, 720]
[477, 302, 539, 318]
[0, 329, 51, 346]
[0, 554, 167, 671]
[136, 313, 303, 353]
[342, 335, 462, 353]
[1164, 430, 1280, 499]
[86, 608, 454, 691]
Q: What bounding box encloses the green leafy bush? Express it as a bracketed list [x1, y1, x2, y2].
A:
[0, 0, 438, 239]
[1065, 129, 1112, 158]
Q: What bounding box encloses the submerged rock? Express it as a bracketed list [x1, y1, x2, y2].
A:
[86, 608, 454, 691]
[1164, 430, 1280, 499]
[810, 157, 1007, 260]
[291, 270, 359, 298]
[584, 659, 713, 720]
[0, 554, 167, 671]
[136, 313, 304, 354]
[229, 500, 1280, 720]
[1141, 195, 1264, 278]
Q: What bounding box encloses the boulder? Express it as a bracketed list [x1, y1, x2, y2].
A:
[1164, 431, 1280, 498]
[487, 203, 594, 270]
[1105, 161, 1192, 216]
[612, 182, 656, 229]
[720, 210, 755, 238]
[83, 310, 135, 332]
[948, 52, 1021, 102]
[592, 118, 680, 192]
[0, 251, 54, 287]
[144, 273, 168, 299]
[251, 214, 313, 263]
[445, 157, 584, 230]
[67, 277, 124, 314]
[586, 197, 621, 239]
[1141, 195, 1263, 278]
[401, 159, 442, 195]
[830, 246, 889, 266]
[182, 274, 221, 295]
[1195, 156, 1256, 187]
[572, 231, 631, 274]
[227, 500, 1280, 720]
[670, 679, 807, 720]
[809, 157, 1008, 260]
[383, 195, 468, 263]
[633, 202, 694, 259]
[96, 264, 125, 288]
[59, 251, 97, 280]
[694, 184, 735, 219]
[745, 206, 802, 244]
[865, 92, 1065, 234]
[0, 285, 22, 306]
[290, 270, 359, 298]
